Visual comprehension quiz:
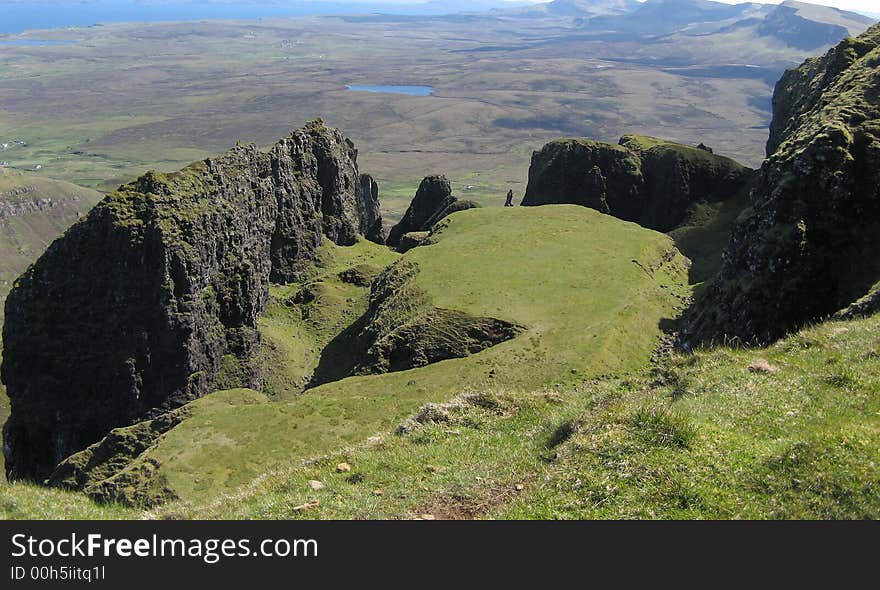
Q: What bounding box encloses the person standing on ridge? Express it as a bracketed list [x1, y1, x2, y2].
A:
[505, 189, 514, 207]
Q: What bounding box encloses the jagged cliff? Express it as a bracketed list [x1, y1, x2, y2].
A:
[2, 120, 383, 481]
[386, 175, 479, 248]
[521, 135, 752, 233]
[682, 25, 880, 344]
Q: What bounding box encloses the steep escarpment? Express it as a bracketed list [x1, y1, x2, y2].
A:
[2, 120, 382, 482]
[522, 135, 752, 233]
[386, 175, 479, 247]
[682, 25, 880, 345]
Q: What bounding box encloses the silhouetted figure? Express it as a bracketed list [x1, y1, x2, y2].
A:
[505, 189, 514, 207]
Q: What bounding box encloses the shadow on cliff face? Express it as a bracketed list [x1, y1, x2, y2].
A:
[667, 181, 754, 286]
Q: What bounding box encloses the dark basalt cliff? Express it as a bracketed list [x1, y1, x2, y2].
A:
[386, 175, 479, 247]
[522, 135, 752, 232]
[2, 120, 382, 481]
[357, 174, 386, 245]
[682, 25, 880, 345]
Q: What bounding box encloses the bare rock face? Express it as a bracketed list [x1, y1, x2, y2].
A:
[357, 174, 386, 244]
[681, 25, 880, 345]
[2, 120, 382, 481]
[521, 135, 752, 232]
[386, 175, 479, 247]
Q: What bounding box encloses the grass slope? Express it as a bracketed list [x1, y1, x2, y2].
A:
[257, 239, 400, 396]
[668, 186, 752, 287]
[157, 312, 880, 520]
[86, 205, 689, 504]
[1, 483, 132, 520]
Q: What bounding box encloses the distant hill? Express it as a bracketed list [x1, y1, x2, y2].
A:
[755, 1, 875, 49]
[510, 0, 641, 17]
[586, 0, 768, 35]
[552, 0, 875, 50]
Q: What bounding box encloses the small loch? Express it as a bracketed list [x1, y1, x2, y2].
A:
[346, 85, 434, 96]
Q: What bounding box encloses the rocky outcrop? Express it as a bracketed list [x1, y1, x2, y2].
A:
[46, 406, 190, 507]
[522, 135, 752, 232]
[357, 174, 386, 244]
[681, 25, 880, 345]
[397, 231, 431, 253]
[2, 120, 383, 481]
[386, 175, 479, 247]
[353, 260, 522, 375]
[0, 197, 59, 221]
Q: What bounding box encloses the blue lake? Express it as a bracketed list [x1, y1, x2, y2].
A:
[347, 85, 434, 96]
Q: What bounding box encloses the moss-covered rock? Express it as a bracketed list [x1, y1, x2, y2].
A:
[357, 174, 386, 245]
[46, 407, 190, 506]
[386, 176, 479, 247]
[397, 231, 431, 253]
[682, 24, 880, 345]
[2, 120, 383, 482]
[521, 135, 752, 233]
[353, 260, 523, 375]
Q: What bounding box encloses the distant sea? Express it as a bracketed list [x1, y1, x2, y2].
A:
[0, 1, 406, 34]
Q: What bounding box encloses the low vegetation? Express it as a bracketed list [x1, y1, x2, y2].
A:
[4, 273, 878, 519]
[1, 483, 132, 520]
[148, 312, 880, 520]
[36, 205, 688, 506]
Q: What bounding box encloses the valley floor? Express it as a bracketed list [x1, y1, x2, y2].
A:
[0, 14, 798, 219]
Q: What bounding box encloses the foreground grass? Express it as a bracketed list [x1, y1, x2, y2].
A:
[1, 483, 133, 520]
[155, 313, 880, 519]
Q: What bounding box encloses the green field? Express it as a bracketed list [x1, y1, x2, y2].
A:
[10, 287, 875, 520]
[3, 208, 878, 518]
